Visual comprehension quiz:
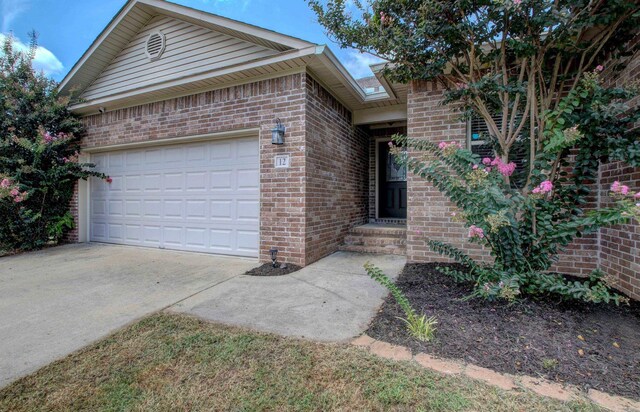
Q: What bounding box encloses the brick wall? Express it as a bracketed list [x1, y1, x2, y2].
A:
[599, 44, 640, 299]
[406, 80, 489, 263]
[304, 76, 369, 263]
[71, 72, 370, 267]
[76, 74, 308, 265]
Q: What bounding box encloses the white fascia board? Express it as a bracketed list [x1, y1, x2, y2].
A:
[70, 46, 318, 112]
[139, 0, 315, 50]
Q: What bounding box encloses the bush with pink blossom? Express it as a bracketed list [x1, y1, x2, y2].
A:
[0, 35, 105, 251]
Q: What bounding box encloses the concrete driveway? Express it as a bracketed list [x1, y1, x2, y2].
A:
[0, 243, 256, 388]
[1, 244, 405, 388]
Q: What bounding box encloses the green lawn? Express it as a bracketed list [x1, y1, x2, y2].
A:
[0, 313, 600, 411]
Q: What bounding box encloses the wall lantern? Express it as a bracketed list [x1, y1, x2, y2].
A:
[271, 118, 285, 145]
[269, 247, 279, 268]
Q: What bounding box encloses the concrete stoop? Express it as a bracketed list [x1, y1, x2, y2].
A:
[339, 223, 407, 256]
[351, 335, 640, 412]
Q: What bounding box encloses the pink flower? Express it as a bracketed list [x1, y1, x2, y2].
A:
[43, 132, 55, 143]
[13, 195, 23, 203]
[379, 11, 392, 25]
[10, 188, 19, 196]
[635, 193, 640, 199]
[595, 65, 604, 72]
[513, 0, 522, 5]
[0, 178, 10, 188]
[610, 181, 630, 195]
[472, 164, 479, 170]
[482, 158, 492, 165]
[468, 225, 485, 239]
[490, 157, 517, 177]
[388, 141, 394, 148]
[611, 181, 621, 192]
[533, 180, 553, 194]
[105, 177, 113, 184]
[485, 167, 492, 173]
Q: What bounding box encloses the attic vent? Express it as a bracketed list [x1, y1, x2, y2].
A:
[145, 31, 166, 61]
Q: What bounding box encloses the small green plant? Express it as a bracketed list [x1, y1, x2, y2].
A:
[401, 313, 437, 343]
[364, 262, 436, 342]
[542, 358, 559, 370]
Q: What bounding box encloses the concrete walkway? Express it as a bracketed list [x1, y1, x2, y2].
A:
[0, 244, 404, 388]
[169, 251, 406, 341]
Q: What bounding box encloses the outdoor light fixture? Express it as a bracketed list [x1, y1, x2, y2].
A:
[269, 247, 279, 268]
[271, 118, 285, 145]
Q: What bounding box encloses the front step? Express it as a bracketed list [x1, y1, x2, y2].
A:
[339, 223, 407, 256]
[339, 244, 406, 256]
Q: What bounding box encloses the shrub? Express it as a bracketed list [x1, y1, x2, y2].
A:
[388, 72, 638, 304]
[0, 34, 105, 250]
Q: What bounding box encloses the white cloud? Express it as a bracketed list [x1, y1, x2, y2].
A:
[1, 0, 29, 33]
[0, 33, 64, 76]
[342, 50, 386, 79]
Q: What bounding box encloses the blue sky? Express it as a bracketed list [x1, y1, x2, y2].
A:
[1, 0, 383, 82]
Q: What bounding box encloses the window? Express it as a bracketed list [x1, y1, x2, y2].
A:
[468, 115, 497, 158]
[468, 114, 529, 187]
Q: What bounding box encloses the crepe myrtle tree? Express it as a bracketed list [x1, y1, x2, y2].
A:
[0, 33, 106, 251]
[311, 0, 640, 304]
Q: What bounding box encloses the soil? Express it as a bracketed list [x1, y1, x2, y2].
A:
[367, 263, 640, 400]
[243, 263, 302, 277]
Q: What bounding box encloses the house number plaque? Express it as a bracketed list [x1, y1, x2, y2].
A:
[274, 154, 290, 169]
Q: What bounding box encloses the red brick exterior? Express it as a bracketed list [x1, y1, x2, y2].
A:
[599, 45, 640, 299]
[304, 77, 369, 262]
[72, 73, 367, 267]
[406, 80, 488, 263]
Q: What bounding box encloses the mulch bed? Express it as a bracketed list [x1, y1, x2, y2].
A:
[367, 263, 640, 400]
[243, 263, 302, 277]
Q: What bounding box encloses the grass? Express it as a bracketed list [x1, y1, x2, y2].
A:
[0, 313, 601, 412]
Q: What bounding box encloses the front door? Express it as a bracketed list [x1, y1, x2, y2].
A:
[378, 141, 407, 219]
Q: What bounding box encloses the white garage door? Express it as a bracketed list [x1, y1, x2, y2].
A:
[89, 137, 260, 257]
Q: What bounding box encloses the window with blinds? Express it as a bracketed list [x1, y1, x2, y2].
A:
[468, 114, 529, 188]
[468, 115, 497, 158]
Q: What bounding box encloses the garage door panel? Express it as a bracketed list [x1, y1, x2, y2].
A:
[210, 171, 233, 190]
[237, 200, 259, 221]
[210, 142, 232, 160]
[237, 169, 259, 190]
[90, 137, 259, 257]
[124, 175, 142, 192]
[185, 172, 208, 192]
[237, 230, 259, 253]
[163, 200, 183, 219]
[143, 174, 162, 192]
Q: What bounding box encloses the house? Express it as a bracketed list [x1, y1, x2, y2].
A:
[62, 0, 640, 299]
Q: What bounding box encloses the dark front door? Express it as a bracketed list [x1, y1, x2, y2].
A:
[378, 141, 407, 219]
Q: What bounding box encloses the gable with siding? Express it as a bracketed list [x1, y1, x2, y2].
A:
[81, 15, 280, 102]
